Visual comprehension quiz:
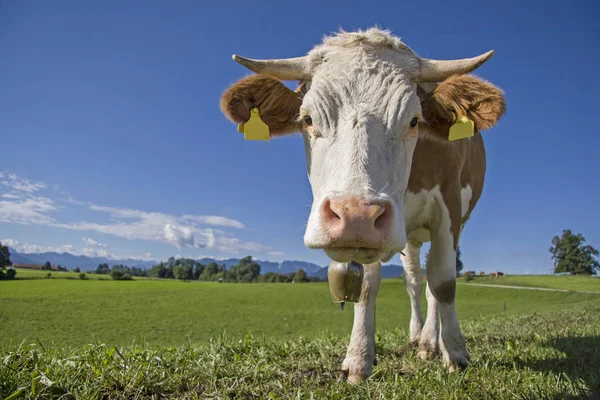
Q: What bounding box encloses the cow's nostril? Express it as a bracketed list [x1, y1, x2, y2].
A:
[322, 198, 341, 223]
[374, 203, 391, 230]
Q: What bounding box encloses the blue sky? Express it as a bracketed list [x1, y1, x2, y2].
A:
[1, 0, 599, 273]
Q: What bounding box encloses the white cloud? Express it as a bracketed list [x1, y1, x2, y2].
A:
[1, 174, 46, 193]
[268, 251, 285, 256]
[0, 173, 272, 256]
[66, 203, 251, 251]
[0, 197, 57, 225]
[81, 247, 109, 258]
[180, 215, 245, 229]
[2, 239, 74, 254]
[82, 237, 107, 248]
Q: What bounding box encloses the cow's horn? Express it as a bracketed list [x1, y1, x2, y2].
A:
[232, 54, 309, 80]
[418, 50, 494, 82]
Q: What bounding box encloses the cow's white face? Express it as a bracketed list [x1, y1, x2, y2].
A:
[223, 28, 496, 264]
[300, 47, 423, 264]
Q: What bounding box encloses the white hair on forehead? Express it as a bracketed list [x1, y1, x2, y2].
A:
[317, 27, 412, 52]
[304, 27, 421, 80]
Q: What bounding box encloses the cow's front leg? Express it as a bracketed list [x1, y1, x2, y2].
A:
[426, 227, 469, 371]
[400, 241, 424, 345]
[342, 261, 381, 383]
[417, 282, 439, 359]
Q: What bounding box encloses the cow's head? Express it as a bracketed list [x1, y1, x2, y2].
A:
[220, 28, 505, 264]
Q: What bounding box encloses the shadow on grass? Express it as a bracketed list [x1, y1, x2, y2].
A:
[523, 336, 600, 399]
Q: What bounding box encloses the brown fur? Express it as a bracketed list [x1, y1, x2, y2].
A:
[220, 75, 303, 136]
[421, 74, 506, 139]
[432, 280, 456, 304]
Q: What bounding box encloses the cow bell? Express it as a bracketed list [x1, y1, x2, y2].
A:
[327, 261, 364, 310]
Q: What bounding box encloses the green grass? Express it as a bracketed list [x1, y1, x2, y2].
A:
[11, 268, 150, 280]
[457, 274, 600, 292]
[1, 302, 599, 399]
[1, 278, 599, 348]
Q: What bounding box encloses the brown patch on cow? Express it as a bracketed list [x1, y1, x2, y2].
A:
[407, 132, 486, 249]
[409, 74, 504, 249]
[220, 75, 303, 136]
[432, 280, 456, 304]
[420, 74, 506, 139]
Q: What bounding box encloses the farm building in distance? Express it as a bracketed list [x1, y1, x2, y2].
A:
[12, 263, 65, 272]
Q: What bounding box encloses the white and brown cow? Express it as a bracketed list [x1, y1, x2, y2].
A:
[220, 28, 505, 382]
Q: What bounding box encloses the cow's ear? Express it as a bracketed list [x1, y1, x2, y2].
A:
[220, 75, 302, 136]
[419, 75, 506, 139]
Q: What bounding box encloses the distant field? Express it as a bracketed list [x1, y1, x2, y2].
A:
[456, 274, 600, 292]
[11, 267, 150, 280]
[1, 278, 599, 348]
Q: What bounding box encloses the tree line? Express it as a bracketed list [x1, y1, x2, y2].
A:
[92, 256, 323, 283]
[2, 229, 600, 281]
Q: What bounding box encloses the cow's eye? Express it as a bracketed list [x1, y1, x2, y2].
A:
[303, 115, 313, 126]
[410, 117, 419, 128]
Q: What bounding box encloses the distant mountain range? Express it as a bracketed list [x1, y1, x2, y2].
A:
[8, 248, 156, 271]
[8, 248, 404, 278]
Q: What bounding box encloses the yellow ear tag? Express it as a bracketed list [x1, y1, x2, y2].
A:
[238, 108, 270, 141]
[448, 115, 474, 141]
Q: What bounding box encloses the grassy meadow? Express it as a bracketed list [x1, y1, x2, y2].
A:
[457, 273, 600, 292]
[1, 275, 599, 398]
[10, 267, 150, 280]
[1, 278, 599, 348]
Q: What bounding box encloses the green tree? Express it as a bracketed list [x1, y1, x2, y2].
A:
[0, 241, 15, 280]
[74, 267, 81, 273]
[130, 266, 147, 277]
[194, 263, 205, 280]
[226, 256, 261, 283]
[96, 263, 110, 274]
[199, 262, 220, 281]
[456, 246, 464, 276]
[6, 268, 17, 279]
[294, 268, 308, 283]
[0, 241, 12, 269]
[550, 229, 600, 275]
[167, 257, 176, 268]
[149, 263, 167, 278]
[173, 265, 193, 281]
[110, 270, 124, 280]
[42, 261, 52, 271]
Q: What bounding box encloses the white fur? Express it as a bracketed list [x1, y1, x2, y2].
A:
[418, 283, 439, 359]
[402, 186, 467, 365]
[300, 32, 424, 264]
[460, 185, 473, 219]
[342, 261, 381, 383]
[421, 189, 468, 369]
[400, 241, 423, 344]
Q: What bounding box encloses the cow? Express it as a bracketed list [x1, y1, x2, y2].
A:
[219, 27, 505, 383]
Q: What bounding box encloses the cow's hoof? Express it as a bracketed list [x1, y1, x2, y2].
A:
[409, 320, 423, 346]
[417, 339, 439, 360]
[341, 356, 373, 384]
[443, 349, 470, 372]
